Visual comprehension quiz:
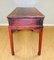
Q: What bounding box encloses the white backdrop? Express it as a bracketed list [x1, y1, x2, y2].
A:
[14, 0, 39, 7]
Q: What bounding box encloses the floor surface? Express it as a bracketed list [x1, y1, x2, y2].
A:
[0, 26, 54, 60]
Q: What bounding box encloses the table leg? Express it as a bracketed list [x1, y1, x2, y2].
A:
[38, 28, 43, 55]
[8, 27, 14, 55]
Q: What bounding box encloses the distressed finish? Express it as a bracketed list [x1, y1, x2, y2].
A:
[7, 7, 45, 55]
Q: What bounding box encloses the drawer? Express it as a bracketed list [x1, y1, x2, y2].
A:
[8, 18, 43, 27]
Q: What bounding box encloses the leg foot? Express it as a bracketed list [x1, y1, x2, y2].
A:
[38, 51, 41, 56]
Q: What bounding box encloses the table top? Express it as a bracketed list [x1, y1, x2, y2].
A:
[7, 7, 45, 19]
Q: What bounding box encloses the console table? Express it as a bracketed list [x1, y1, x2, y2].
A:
[7, 7, 45, 55]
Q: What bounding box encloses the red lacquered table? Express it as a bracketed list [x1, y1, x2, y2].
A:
[7, 7, 45, 55]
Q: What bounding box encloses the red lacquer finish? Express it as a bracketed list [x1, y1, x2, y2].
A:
[8, 27, 14, 55]
[38, 28, 43, 55]
[7, 7, 45, 55]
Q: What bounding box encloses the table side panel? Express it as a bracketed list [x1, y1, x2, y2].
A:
[8, 18, 43, 28]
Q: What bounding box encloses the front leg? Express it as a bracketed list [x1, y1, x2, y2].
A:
[8, 27, 15, 55]
[38, 28, 43, 55]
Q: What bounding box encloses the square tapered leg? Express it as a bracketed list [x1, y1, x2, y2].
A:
[8, 27, 15, 55]
[38, 28, 43, 55]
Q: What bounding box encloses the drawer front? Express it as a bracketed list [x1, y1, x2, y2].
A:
[8, 18, 43, 27]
